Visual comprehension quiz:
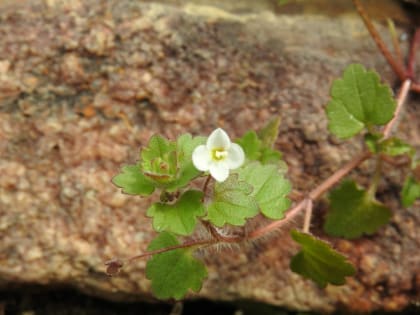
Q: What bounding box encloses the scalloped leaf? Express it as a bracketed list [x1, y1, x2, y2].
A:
[112, 165, 155, 196]
[290, 230, 356, 287]
[323, 180, 392, 239]
[147, 190, 205, 236]
[206, 174, 259, 227]
[146, 232, 207, 300]
[326, 64, 396, 139]
[237, 162, 291, 219]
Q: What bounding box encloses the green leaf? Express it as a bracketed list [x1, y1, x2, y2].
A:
[401, 176, 420, 207]
[146, 232, 207, 300]
[112, 165, 155, 196]
[237, 162, 291, 219]
[147, 190, 205, 236]
[206, 174, 259, 227]
[290, 230, 356, 288]
[236, 131, 282, 165]
[326, 64, 396, 139]
[141, 135, 177, 184]
[323, 180, 392, 239]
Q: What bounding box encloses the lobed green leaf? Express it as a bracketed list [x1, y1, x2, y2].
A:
[290, 230, 356, 287]
[323, 180, 392, 239]
[146, 232, 207, 300]
[326, 64, 396, 139]
[147, 190, 205, 236]
[112, 165, 155, 196]
[206, 174, 259, 227]
[237, 162, 291, 219]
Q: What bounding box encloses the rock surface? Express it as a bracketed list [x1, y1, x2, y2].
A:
[0, 0, 419, 313]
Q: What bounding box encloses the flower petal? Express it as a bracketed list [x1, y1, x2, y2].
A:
[192, 145, 211, 171]
[207, 128, 231, 150]
[226, 143, 245, 169]
[209, 162, 229, 182]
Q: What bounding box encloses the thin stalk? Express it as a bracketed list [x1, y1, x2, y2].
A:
[126, 239, 218, 262]
[202, 174, 212, 198]
[367, 156, 383, 199]
[387, 18, 404, 71]
[383, 79, 412, 138]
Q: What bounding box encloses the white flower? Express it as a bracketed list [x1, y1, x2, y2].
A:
[192, 128, 245, 182]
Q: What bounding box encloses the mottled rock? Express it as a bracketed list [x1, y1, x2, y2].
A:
[0, 0, 419, 313]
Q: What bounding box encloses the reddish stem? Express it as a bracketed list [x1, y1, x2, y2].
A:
[202, 174, 212, 200]
[407, 27, 420, 79]
[412, 83, 420, 93]
[352, 0, 407, 81]
[127, 239, 218, 262]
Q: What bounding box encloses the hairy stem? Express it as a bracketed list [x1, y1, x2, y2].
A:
[126, 239, 218, 262]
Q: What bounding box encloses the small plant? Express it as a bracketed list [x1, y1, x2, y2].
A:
[107, 1, 420, 301]
[107, 62, 419, 300]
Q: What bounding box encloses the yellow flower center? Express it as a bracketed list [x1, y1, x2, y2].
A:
[211, 148, 228, 161]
